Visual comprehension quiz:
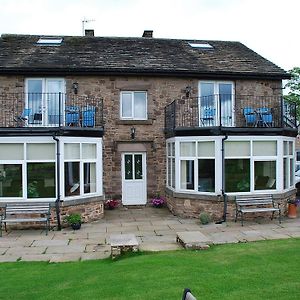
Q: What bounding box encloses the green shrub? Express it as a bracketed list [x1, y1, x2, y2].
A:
[199, 212, 211, 225]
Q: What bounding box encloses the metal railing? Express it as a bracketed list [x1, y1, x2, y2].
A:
[0, 93, 104, 128]
[165, 94, 297, 133]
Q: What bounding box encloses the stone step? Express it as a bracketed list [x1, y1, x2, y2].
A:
[176, 231, 213, 250]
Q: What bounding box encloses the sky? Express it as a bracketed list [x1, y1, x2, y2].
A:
[0, 0, 299, 71]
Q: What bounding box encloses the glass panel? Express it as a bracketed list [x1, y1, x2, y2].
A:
[82, 144, 96, 159]
[64, 162, 80, 196]
[167, 158, 171, 187]
[27, 143, 55, 160]
[225, 141, 250, 157]
[27, 163, 55, 198]
[283, 158, 289, 189]
[289, 142, 293, 155]
[27, 79, 43, 125]
[0, 144, 23, 160]
[219, 83, 233, 126]
[84, 162, 96, 194]
[198, 141, 214, 157]
[200, 83, 215, 126]
[167, 143, 171, 156]
[180, 160, 194, 190]
[284, 141, 288, 156]
[171, 158, 175, 188]
[290, 158, 294, 186]
[296, 151, 300, 162]
[225, 159, 250, 192]
[134, 154, 143, 179]
[124, 154, 133, 180]
[254, 161, 276, 190]
[0, 164, 22, 197]
[47, 80, 64, 125]
[121, 92, 132, 118]
[253, 141, 277, 156]
[180, 142, 196, 156]
[64, 143, 80, 160]
[198, 159, 215, 192]
[171, 143, 175, 156]
[134, 92, 147, 119]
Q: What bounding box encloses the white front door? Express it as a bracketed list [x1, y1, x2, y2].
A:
[122, 153, 147, 205]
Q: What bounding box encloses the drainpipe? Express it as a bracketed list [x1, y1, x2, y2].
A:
[52, 134, 62, 230]
[216, 133, 228, 224]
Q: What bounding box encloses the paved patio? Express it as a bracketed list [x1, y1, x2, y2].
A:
[0, 207, 299, 263]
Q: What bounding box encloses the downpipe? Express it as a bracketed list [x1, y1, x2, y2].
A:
[216, 134, 228, 224]
[52, 134, 62, 231]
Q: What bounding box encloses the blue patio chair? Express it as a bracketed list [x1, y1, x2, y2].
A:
[201, 107, 215, 126]
[243, 107, 256, 126]
[258, 107, 273, 127]
[14, 108, 32, 126]
[82, 106, 96, 127]
[65, 106, 80, 126]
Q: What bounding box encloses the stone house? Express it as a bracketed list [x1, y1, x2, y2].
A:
[0, 31, 297, 226]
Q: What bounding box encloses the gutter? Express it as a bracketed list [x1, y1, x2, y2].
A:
[52, 134, 62, 231]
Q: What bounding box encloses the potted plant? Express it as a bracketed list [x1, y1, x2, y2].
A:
[65, 213, 82, 230]
[104, 199, 119, 210]
[287, 198, 300, 218]
[151, 195, 165, 208]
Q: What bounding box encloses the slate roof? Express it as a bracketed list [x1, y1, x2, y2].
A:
[0, 34, 289, 79]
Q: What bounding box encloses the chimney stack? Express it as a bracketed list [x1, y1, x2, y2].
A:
[85, 29, 95, 37]
[142, 30, 153, 38]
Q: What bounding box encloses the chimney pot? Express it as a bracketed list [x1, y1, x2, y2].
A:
[142, 30, 153, 38]
[85, 29, 94, 36]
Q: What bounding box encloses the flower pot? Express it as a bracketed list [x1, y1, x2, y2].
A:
[71, 223, 81, 230]
[288, 204, 297, 218]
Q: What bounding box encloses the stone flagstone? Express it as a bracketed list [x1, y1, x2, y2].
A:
[176, 231, 213, 249]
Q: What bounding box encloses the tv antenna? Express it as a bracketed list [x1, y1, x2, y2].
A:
[82, 18, 95, 36]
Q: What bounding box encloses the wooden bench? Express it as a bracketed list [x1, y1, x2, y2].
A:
[235, 195, 281, 226]
[0, 202, 51, 236]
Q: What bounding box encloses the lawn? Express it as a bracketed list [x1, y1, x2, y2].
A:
[0, 238, 299, 300]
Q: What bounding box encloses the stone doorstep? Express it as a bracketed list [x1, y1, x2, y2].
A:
[176, 231, 213, 250]
[109, 233, 139, 259]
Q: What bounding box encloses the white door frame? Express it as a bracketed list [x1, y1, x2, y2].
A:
[121, 152, 147, 205]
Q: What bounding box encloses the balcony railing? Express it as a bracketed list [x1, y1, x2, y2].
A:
[165, 95, 297, 133]
[0, 93, 104, 129]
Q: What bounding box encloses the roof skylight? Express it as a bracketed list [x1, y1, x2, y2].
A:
[188, 42, 213, 49]
[36, 37, 63, 45]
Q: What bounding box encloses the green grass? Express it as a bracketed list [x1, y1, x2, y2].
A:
[1, 239, 300, 300]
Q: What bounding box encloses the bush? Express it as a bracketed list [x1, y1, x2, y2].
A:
[199, 212, 211, 225]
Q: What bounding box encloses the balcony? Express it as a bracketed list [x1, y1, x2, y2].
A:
[0, 93, 104, 130]
[165, 95, 298, 137]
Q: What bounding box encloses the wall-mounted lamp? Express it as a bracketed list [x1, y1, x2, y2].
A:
[72, 82, 79, 94]
[131, 127, 136, 139]
[185, 85, 192, 98]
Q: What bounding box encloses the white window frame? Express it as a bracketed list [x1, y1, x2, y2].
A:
[120, 91, 147, 120]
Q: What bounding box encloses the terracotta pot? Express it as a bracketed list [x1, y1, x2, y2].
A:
[288, 204, 297, 218]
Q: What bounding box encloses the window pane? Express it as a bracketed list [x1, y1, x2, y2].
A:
[198, 159, 215, 192]
[297, 151, 300, 162]
[121, 93, 132, 118]
[171, 158, 175, 188]
[167, 158, 171, 187]
[171, 143, 175, 156]
[225, 159, 250, 192]
[284, 141, 288, 156]
[290, 158, 294, 186]
[27, 163, 55, 198]
[254, 161, 276, 190]
[28, 79, 42, 93]
[0, 144, 23, 160]
[27, 143, 55, 160]
[134, 154, 143, 179]
[124, 154, 133, 180]
[64, 162, 80, 196]
[180, 160, 194, 190]
[284, 158, 289, 189]
[84, 162, 96, 194]
[0, 164, 22, 197]
[64, 143, 80, 160]
[134, 92, 146, 119]
[225, 141, 250, 157]
[82, 144, 96, 159]
[198, 141, 214, 157]
[180, 142, 196, 156]
[253, 141, 277, 156]
[289, 142, 293, 155]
